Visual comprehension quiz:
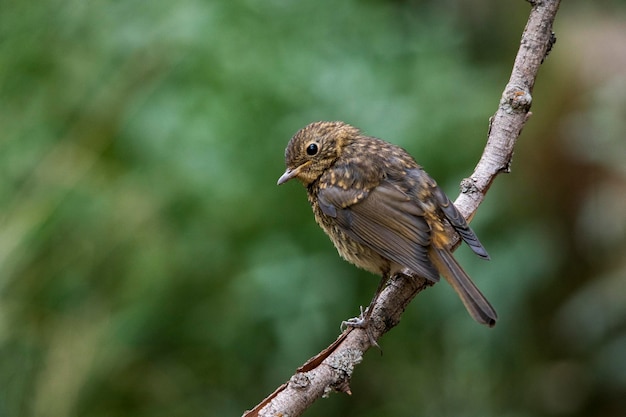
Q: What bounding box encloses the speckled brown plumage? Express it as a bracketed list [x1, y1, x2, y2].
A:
[278, 121, 497, 327]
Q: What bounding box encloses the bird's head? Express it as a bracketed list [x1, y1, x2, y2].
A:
[277, 121, 358, 186]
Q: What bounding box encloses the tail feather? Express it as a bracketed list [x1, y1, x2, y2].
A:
[429, 247, 497, 327]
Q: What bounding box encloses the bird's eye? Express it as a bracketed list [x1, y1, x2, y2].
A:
[306, 142, 318, 156]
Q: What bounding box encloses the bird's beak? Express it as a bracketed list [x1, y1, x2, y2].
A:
[277, 169, 296, 185]
[277, 161, 311, 185]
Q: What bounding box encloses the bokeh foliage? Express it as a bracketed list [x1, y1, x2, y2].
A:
[1, 1, 625, 416]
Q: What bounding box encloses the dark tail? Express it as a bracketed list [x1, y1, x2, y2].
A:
[429, 247, 497, 327]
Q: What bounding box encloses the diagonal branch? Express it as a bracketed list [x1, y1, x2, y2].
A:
[243, 1, 561, 416]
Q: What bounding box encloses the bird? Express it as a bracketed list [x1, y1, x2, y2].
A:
[277, 121, 497, 335]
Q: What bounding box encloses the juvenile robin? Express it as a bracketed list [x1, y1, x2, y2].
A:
[277, 121, 497, 333]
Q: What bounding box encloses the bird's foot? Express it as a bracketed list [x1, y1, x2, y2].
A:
[340, 306, 380, 349]
[340, 306, 367, 331]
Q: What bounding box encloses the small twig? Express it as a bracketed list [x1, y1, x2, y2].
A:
[456, 0, 561, 221]
[244, 1, 561, 416]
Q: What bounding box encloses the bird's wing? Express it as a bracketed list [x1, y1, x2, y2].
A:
[429, 184, 490, 260]
[318, 181, 440, 281]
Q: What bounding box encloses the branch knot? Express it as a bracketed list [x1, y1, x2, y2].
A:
[289, 373, 310, 390]
[460, 177, 480, 195]
[501, 86, 532, 113]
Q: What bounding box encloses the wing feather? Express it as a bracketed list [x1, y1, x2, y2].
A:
[318, 182, 439, 281]
[430, 185, 490, 259]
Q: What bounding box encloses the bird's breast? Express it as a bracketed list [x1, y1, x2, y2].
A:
[308, 192, 390, 276]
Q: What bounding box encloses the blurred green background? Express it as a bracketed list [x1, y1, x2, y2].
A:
[1, 0, 625, 416]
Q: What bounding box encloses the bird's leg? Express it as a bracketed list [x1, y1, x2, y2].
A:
[341, 272, 390, 348]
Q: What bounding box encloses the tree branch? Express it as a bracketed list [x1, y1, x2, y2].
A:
[243, 1, 561, 416]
